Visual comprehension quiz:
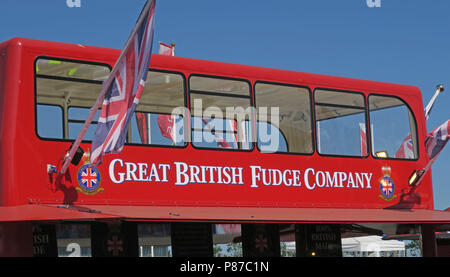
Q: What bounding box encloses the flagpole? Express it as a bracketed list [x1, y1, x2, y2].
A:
[59, 0, 154, 176]
[424, 84, 444, 121]
[412, 120, 449, 187]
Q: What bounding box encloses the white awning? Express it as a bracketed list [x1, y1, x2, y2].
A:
[342, 235, 405, 252]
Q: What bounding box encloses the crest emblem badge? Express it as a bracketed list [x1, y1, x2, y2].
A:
[379, 166, 396, 201]
[76, 151, 104, 195]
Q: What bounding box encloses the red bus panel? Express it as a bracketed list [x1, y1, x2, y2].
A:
[0, 37, 433, 212]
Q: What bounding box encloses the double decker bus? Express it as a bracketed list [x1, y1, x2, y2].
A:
[0, 37, 449, 257]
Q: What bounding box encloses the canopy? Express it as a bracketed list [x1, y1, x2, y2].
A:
[1, 204, 450, 224]
[0, 205, 116, 222]
[342, 235, 405, 252]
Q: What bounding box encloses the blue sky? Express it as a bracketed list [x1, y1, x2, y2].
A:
[1, 0, 449, 209]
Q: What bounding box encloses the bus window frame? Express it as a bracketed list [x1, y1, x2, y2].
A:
[34, 56, 112, 142]
[367, 92, 420, 161]
[313, 87, 370, 159]
[66, 105, 100, 140]
[34, 56, 190, 149]
[126, 68, 189, 149]
[254, 80, 315, 156]
[188, 73, 254, 152]
[36, 103, 65, 140]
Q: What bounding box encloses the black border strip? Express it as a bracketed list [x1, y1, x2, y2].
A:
[35, 74, 104, 85]
[315, 102, 365, 110]
[190, 90, 251, 99]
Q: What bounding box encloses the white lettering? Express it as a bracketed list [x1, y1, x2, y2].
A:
[282, 170, 292, 186]
[316, 170, 326, 188]
[337, 172, 347, 188]
[189, 165, 201, 183]
[355, 173, 364, 188]
[250, 166, 262, 188]
[109, 159, 125, 184]
[348, 173, 356, 188]
[271, 169, 282, 186]
[363, 173, 373, 189]
[109, 160, 374, 194]
[137, 163, 148, 181]
[231, 167, 244, 185]
[207, 166, 218, 183]
[222, 167, 232, 184]
[159, 164, 171, 182]
[148, 163, 161, 182]
[261, 168, 271, 186]
[326, 171, 338, 188]
[175, 162, 189, 186]
[292, 170, 301, 187]
[125, 162, 138, 181]
[304, 168, 315, 190]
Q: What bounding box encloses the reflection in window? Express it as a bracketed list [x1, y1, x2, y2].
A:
[255, 83, 312, 154]
[138, 223, 172, 257]
[131, 113, 185, 146]
[213, 224, 242, 257]
[369, 95, 417, 159]
[131, 71, 186, 146]
[315, 89, 367, 157]
[190, 76, 252, 150]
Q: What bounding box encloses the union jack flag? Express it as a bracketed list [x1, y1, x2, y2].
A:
[395, 134, 414, 159]
[359, 123, 367, 156]
[90, 0, 156, 164]
[201, 118, 232, 148]
[425, 119, 450, 161]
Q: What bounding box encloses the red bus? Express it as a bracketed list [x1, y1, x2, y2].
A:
[0, 37, 449, 257]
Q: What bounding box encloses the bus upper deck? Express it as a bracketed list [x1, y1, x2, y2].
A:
[1, 37, 450, 258]
[0, 37, 434, 212]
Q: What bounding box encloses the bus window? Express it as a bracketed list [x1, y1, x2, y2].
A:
[213, 224, 242, 257]
[130, 71, 186, 146]
[35, 58, 110, 140]
[255, 82, 312, 154]
[36, 104, 63, 139]
[68, 107, 100, 140]
[369, 95, 418, 159]
[56, 223, 92, 257]
[315, 89, 367, 157]
[190, 76, 252, 150]
[138, 223, 172, 257]
[257, 121, 288, 152]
